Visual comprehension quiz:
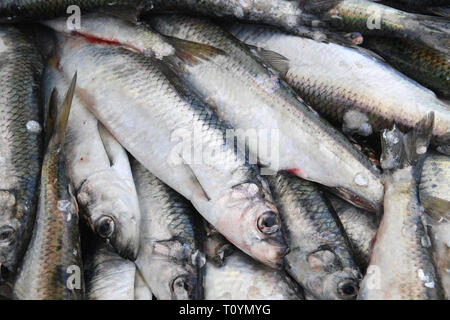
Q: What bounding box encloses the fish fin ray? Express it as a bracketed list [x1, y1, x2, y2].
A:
[247, 44, 290, 77]
[163, 36, 226, 65]
[52, 72, 77, 146]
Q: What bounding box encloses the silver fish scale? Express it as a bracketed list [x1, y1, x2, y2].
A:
[133, 161, 198, 246]
[0, 26, 43, 274]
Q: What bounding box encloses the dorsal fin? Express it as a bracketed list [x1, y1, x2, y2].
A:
[50, 72, 77, 147]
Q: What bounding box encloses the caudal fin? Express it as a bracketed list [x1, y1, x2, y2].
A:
[381, 112, 435, 180]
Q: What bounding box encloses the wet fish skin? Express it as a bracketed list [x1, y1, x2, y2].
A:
[327, 194, 378, 270]
[268, 172, 361, 300]
[419, 153, 450, 219]
[84, 237, 136, 300]
[43, 13, 175, 59]
[56, 36, 287, 269]
[149, 0, 306, 31]
[321, 0, 450, 53]
[204, 249, 302, 300]
[0, 0, 144, 22]
[132, 160, 204, 300]
[0, 26, 44, 278]
[363, 36, 450, 99]
[134, 269, 153, 300]
[429, 219, 450, 299]
[227, 23, 450, 154]
[43, 65, 141, 261]
[359, 113, 444, 300]
[13, 75, 84, 300]
[150, 15, 384, 212]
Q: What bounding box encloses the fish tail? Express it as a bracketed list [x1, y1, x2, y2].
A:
[381, 112, 435, 180]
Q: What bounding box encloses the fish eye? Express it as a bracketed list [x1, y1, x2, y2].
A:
[170, 276, 193, 298]
[95, 216, 115, 239]
[337, 280, 359, 298]
[257, 211, 280, 234]
[0, 226, 15, 244]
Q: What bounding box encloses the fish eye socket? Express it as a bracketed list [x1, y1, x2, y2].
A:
[338, 280, 359, 298]
[257, 211, 280, 234]
[0, 226, 15, 244]
[95, 216, 115, 239]
[170, 276, 193, 297]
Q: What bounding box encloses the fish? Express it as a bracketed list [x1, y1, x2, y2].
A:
[148, 0, 307, 31]
[358, 112, 444, 300]
[203, 222, 234, 267]
[227, 23, 450, 154]
[84, 235, 136, 300]
[55, 35, 288, 269]
[429, 218, 450, 299]
[268, 172, 361, 300]
[419, 153, 450, 219]
[42, 13, 175, 59]
[204, 250, 303, 300]
[0, 26, 44, 281]
[132, 159, 204, 300]
[321, 0, 450, 54]
[327, 194, 379, 270]
[43, 62, 141, 261]
[0, 0, 147, 23]
[13, 74, 85, 300]
[363, 36, 450, 99]
[134, 269, 153, 300]
[149, 15, 384, 212]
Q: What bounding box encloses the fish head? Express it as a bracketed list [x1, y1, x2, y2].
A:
[77, 173, 140, 261]
[212, 182, 288, 269]
[0, 190, 24, 278]
[138, 240, 202, 300]
[321, 268, 361, 300]
[303, 247, 361, 300]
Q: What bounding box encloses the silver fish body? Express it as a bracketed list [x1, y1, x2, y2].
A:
[150, 15, 384, 212]
[429, 219, 450, 299]
[134, 269, 153, 300]
[0, 26, 44, 279]
[43, 13, 174, 59]
[322, 0, 450, 54]
[268, 172, 361, 300]
[204, 250, 303, 300]
[132, 160, 203, 300]
[43, 63, 141, 261]
[359, 115, 444, 300]
[13, 74, 84, 300]
[84, 238, 136, 300]
[55, 36, 287, 269]
[327, 194, 378, 269]
[149, 0, 306, 31]
[227, 23, 450, 153]
[419, 153, 450, 219]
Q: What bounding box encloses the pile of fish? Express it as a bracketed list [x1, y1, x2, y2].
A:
[0, 0, 449, 300]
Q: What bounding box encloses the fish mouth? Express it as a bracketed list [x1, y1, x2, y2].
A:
[258, 243, 290, 270]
